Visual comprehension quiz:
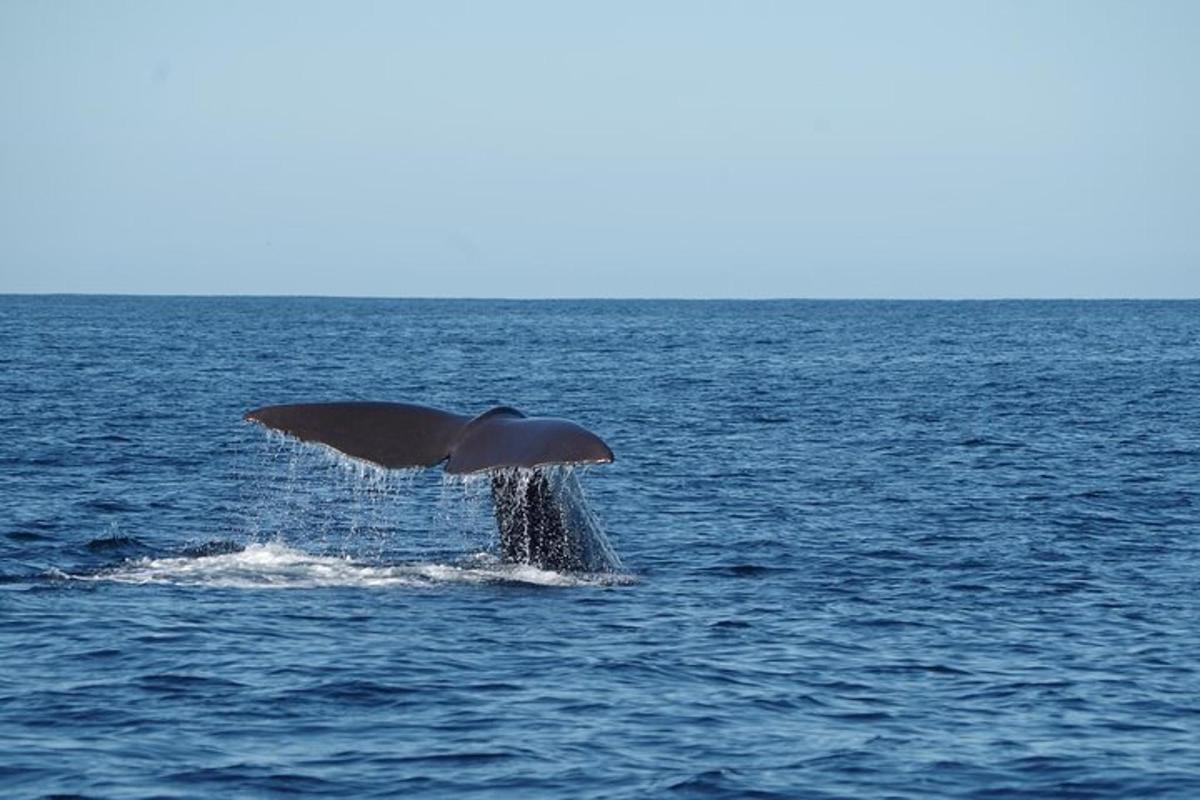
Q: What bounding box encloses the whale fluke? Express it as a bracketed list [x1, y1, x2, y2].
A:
[243, 402, 614, 474]
[244, 401, 617, 572]
[244, 402, 470, 469]
[443, 406, 614, 474]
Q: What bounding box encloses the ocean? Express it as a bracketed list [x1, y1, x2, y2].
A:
[2, 296, 1198, 798]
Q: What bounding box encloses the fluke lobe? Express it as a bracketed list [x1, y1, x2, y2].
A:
[243, 402, 616, 572]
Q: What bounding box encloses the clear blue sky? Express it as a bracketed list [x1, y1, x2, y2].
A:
[2, 1, 1197, 298]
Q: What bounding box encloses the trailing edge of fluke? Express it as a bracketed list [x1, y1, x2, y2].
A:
[242, 402, 614, 474]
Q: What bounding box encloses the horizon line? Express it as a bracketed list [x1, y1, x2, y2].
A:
[1, 291, 1197, 303]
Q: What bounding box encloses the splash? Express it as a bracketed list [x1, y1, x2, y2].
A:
[444, 465, 623, 573]
[69, 541, 631, 589]
[236, 429, 443, 559]
[112, 433, 634, 590]
[239, 432, 625, 573]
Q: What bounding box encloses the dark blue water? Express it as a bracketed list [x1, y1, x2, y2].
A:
[3, 296, 1199, 799]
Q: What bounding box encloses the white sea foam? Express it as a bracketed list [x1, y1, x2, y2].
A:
[74, 541, 631, 589]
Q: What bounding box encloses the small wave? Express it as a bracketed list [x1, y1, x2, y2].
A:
[178, 539, 245, 558]
[82, 498, 142, 513]
[85, 534, 150, 552]
[68, 542, 632, 589]
[699, 563, 795, 578]
[5, 531, 53, 542]
[957, 435, 1027, 449]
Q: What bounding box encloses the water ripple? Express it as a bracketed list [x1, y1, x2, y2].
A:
[3, 297, 1200, 798]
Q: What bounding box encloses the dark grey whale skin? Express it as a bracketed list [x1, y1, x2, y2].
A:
[243, 402, 614, 571]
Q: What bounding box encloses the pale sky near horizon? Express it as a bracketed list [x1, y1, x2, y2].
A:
[2, 1, 1197, 298]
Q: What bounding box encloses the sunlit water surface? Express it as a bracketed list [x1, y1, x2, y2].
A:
[2, 297, 1199, 798]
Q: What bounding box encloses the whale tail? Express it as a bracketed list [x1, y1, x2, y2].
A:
[243, 402, 613, 474]
[244, 402, 617, 571]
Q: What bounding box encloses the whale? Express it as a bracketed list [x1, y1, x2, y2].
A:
[243, 402, 615, 571]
